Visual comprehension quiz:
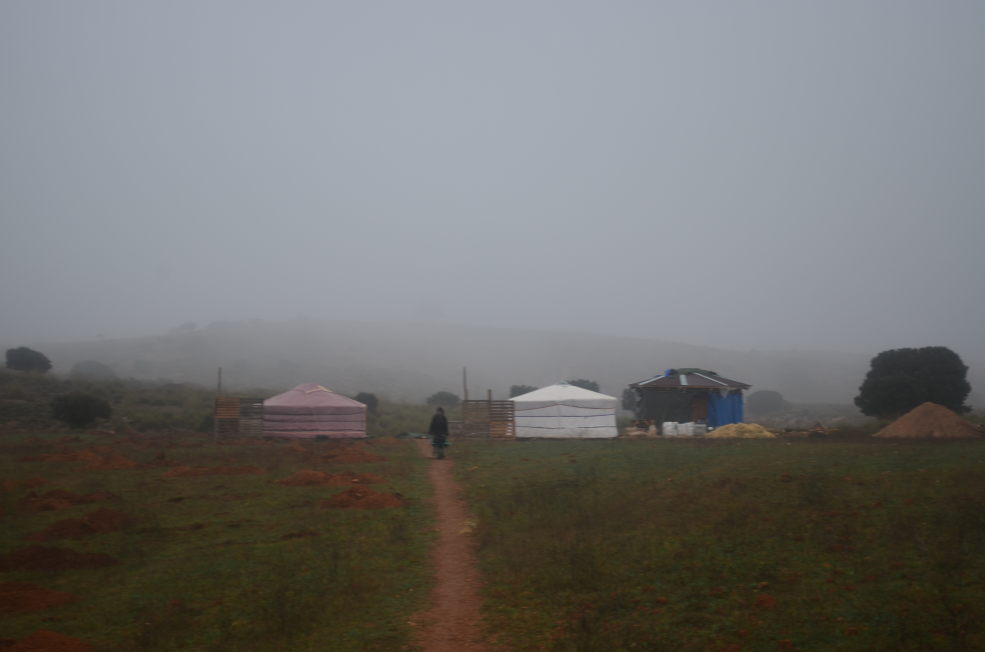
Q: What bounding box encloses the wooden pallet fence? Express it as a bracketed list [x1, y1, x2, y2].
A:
[214, 397, 265, 438]
[461, 400, 515, 439]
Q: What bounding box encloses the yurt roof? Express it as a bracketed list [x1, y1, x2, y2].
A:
[510, 383, 617, 402]
[264, 384, 366, 409]
[631, 368, 750, 390]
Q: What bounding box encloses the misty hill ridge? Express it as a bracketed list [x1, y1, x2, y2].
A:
[26, 320, 928, 406]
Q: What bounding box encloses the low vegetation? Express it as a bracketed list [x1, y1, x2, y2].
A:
[0, 368, 437, 437]
[455, 438, 985, 651]
[1, 431, 433, 650]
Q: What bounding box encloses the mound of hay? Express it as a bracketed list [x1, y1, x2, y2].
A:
[707, 423, 775, 439]
[874, 402, 981, 439]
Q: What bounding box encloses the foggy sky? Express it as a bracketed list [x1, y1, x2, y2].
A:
[2, 1, 984, 361]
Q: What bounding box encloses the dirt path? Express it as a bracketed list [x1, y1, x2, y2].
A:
[412, 439, 488, 652]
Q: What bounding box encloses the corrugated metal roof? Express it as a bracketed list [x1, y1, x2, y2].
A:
[631, 370, 750, 390]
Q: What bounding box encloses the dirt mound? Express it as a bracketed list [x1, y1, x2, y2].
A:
[162, 465, 264, 478]
[278, 470, 384, 486]
[27, 508, 135, 542]
[707, 423, 776, 439]
[322, 446, 385, 464]
[0, 582, 78, 613]
[20, 490, 115, 512]
[874, 402, 982, 439]
[0, 545, 118, 571]
[5, 630, 93, 652]
[320, 487, 406, 509]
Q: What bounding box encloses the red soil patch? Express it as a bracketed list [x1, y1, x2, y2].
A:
[874, 402, 982, 439]
[86, 453, 138, 470]
[0, 545, 118, 571]
[411, 438, 487, 651]
[27, 508, 134, 542]
[321, 446, 385, 464]
[20, 490, 115, 512]
[162, 465, 264, 478]
[2, 478, 49, 492]
[0, 582, 78, 613]
[320, 487, 406, 509]
[5, 630, 93, 652]
[277, 470, 384, 486]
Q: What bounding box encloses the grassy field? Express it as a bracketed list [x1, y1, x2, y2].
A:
[1, 431, 433, 651]
[454, 437, 985, 651]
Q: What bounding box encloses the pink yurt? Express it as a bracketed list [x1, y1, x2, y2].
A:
[263, 384, 367, 439]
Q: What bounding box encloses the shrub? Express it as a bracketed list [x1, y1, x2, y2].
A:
[51, 392, 112, 428]
[855, 346, 971, 418]
[426, 391, 460, 408]
[6, 347, 52, 373]
[354, 392, 380, 414]
[509, 385, 536, 398]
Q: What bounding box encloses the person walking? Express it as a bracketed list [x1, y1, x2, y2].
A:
[428, 406, 449, 459]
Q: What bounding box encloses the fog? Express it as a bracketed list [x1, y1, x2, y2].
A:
[2, 2, 984, 367]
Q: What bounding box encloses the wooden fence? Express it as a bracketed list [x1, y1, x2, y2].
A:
[214, 397, 265, 438]
[461, 399, 515, 439]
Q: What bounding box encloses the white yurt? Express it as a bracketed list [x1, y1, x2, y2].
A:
[510, 383, 619, 438]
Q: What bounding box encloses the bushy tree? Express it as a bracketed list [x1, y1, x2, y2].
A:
[354, 392, 379, 415]
[6, 347, 52, 373]
[746, 390, 789, 415]
[566, 379, 599, 392]
[855, 346, 971, 418]
[51, 392, 112, 428]
[509, 384, 536, 398]
[70, 360, 117, 381]
[426, 391, 460, 408]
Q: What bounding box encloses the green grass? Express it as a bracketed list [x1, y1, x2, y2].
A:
[0, 368, 439, 436]
[454, 438, 985, 651]
[367, 401, 435, 438]
[1, 432, 434, 651]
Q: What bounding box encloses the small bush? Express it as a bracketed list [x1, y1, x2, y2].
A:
[6, 346, 52, 373]
[51, 392, 112, 428]
[426, 391, 460, 408]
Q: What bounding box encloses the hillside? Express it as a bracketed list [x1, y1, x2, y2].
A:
[19, 319, 949, 407]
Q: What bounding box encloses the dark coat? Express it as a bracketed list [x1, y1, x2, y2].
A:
[428, 412, 449, 438]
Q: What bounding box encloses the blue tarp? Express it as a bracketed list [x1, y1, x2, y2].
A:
[708, 392, 744, 428]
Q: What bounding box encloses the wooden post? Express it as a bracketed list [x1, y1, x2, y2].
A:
[213, 367, 222, 442]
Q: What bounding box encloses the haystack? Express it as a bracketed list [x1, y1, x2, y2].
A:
[707, 423, 775, 439]
[873, 402, 981, 439]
